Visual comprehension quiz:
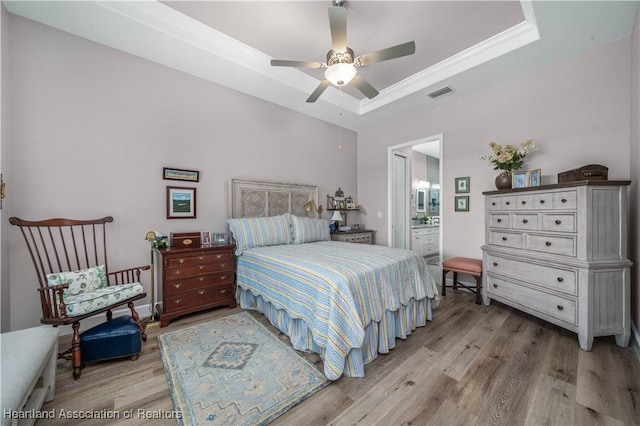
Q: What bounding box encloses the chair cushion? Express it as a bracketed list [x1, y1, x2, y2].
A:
[46, 265, 107, 297]
[442, 257, 483, 276]
[65, 282, 144, 317]
[80, 316, 141, 363]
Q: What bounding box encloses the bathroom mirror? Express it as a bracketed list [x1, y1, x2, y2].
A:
[416, 188, 427, 213]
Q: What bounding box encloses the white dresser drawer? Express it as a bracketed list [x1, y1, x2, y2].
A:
[488, 231, 522, 249]
[542, 214, 576, 233]
[487, 276, 577, 325]
[554, 190, 577, 209]
[501, 196, 517, 210]
[527, 234, 576, 256]
[512, 214, 538, 230]
[488, 196, 502, 211]
[485, 254, 577, 296]
[532, 192, 554, 209]
[516, 194, 534, 209]
[489, 214, 510, 228]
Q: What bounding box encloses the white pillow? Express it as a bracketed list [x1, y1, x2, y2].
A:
[227, 214, 292, 255]
[291, 215, 330, 244]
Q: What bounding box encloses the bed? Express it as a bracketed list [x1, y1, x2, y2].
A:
[228, 179, 439, 380]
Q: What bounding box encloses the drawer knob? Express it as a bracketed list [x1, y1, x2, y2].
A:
[199, 277, 204, 281]
[198, 256, 204, 260]
[540, 200, 545, 204]
[497, 218, 502, 223]
[220, 275, 227, 280]
[492, 202, 496, 206]
[521, 200, 527, 205]
[502, 237, 507, 241]
[555, 220, 562, 225]
[175, 270, 181, 275]
[174, 283, 182, 289]
[505, 202, 510, 205]
[557, 305, 564, 311]
[220, 263, 226, 268]
[493, 283, 498, 288]
[175, 299, 181, 304]
[220, 289, 227, 294]
[561, 198, 567, 203]
[493, 262, 498, 267]
[557, 277, 564, 282]
[545, 241, 552, 246]
[523, 219, 528, 224]
[217, 254, 222, 259]
[179, 259, 185, 264]
[199, 265, 205, 269]
[198, 289, 205, 295]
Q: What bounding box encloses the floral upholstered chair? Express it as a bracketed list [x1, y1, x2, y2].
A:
[9, 216, 148, 380]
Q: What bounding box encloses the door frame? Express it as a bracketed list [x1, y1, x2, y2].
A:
[387, 133, 443, 254]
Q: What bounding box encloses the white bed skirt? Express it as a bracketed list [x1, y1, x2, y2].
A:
[236, 286, 434, 380]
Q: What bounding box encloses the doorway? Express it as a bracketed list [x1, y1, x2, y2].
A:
[388, 134, 443, 264]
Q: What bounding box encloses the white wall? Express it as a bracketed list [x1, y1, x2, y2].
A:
[357, 37, 631, 261]
[629, 7, 640, 344]
[0, 4, 9, 332]
[4, 15, 357, 331]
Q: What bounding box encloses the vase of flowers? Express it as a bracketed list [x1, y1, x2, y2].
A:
[482, 139, 537, 190]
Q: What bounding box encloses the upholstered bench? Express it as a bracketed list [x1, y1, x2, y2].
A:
[1, 326, 59, 426]
[442, 257, 483, 305]
[80, 316, 142, 364]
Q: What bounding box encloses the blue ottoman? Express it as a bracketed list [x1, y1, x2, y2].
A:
[80, 316, 142, 364]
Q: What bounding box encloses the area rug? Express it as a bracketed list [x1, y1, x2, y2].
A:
[158, 312, 329, 426]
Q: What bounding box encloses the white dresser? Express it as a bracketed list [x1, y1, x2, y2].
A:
[481, 181, 631, 351]
[411, 225, 439, 257]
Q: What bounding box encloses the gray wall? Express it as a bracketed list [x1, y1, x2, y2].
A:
[3, 14, 357, 331]
[629, 7, 640, 347]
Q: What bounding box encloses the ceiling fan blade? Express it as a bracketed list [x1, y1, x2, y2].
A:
[356, 41, 416, 67]
[271, 59, 325, 69]
[351, 74, 379, 99]
[306, 80, 331, 103]
[328, 6, 347, 52]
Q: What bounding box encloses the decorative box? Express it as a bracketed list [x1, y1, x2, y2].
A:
[170, 232, 202, 248]
[558, 164, 608, 183]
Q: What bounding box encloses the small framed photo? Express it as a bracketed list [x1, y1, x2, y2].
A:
[166, 186, 196, 219]
[454, 196, 469, 212]
[212, 232, 229, 244]
[455, 177, 470, 194]
[512, 171, 528, 189]
[201, 231, 211, 245]
[163, 167, 199, 182]
[528, 169, 541, 187]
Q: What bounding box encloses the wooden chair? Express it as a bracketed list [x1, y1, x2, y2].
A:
[9, 216, 149, 380]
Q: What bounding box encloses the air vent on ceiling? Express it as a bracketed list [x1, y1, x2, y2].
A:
[427, 86, 454, 99]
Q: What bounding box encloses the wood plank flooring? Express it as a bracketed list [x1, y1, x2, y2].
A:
[39, 290, 640, 425]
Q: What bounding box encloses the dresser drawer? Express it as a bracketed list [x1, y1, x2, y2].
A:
[516, 194, 534, 209]
[486, 254, 577, 296]
[512, 214, 538, 230]
[164, 283, 235, 313]
[526, 234, 576, 256]
[554, 190, 577, 209]
[487, 196, 502, 211]
[164, 271, 235, 296]
[533, 192, 554, 209]
[487, 276, 577, 325]
[167, 251, 233, 268]
[166, 260, 235, 279]
[542, 214, 576, 233]
[489, 214, 510, 228]
[488, 231, 522, 249]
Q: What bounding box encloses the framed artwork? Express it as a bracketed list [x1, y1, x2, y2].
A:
[512, 171, 528, 189]
[528, 169, 541, 187]
[212, 232, 229, 244]
[163, 167, 199, 182]
[166, 186, 196, 219]
[455, 176, 470, 194]
[201, 231, 211, 245]
[454, 196, 469, 212]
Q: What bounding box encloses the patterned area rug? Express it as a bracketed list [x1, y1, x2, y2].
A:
[158, 312, 329, 425]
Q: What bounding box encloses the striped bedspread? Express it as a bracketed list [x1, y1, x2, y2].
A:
[235, 241, 439, 379]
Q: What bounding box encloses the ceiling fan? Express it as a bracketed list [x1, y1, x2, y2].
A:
[270, 3, 416, 103]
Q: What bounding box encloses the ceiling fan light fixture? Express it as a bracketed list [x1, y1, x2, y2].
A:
[325, 63, 357, 86]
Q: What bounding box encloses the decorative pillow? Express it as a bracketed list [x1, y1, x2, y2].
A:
[46, 265, 107, 297]
[227, 214, 292, 255]
[291, 215, 330, 244]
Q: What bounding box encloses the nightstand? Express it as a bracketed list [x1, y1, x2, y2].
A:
[330, 229, 374, 244]
[157, 244, 236, 327]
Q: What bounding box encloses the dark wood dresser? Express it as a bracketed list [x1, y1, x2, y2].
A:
[157, 244, 236, 327]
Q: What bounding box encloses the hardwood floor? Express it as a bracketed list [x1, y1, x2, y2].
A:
[40, 290, 640, 425]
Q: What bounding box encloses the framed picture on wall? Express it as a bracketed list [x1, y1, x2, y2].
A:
[454, 196, 469, 212]
[166, 186, 196, 219]
[455, 177, 470, 193]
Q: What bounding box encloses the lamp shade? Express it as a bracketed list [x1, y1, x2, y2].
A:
[330, 210, 343, 222]
[325, 63, 357, 86]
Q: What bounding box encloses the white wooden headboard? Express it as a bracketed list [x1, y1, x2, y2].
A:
[229, 178, 319, 218]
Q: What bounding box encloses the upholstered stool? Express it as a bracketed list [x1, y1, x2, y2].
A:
[80, 316, 142, 364]
[442, 257, 483, 305]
